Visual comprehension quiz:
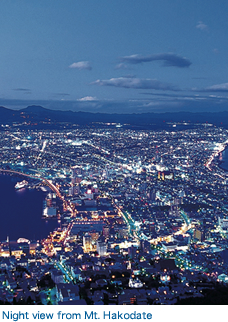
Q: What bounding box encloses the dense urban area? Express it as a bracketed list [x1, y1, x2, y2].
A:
[1, 121, 228, 305]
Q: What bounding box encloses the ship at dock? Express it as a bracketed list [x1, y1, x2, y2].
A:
[15, 180, 28, 190]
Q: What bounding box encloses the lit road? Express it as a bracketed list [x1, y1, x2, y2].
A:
[205, 140, 228, 180]
[51, 258, 76, 283]
[112, 198, 191, 244]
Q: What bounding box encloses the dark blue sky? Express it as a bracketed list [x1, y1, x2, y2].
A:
[1, 0, 228, 113]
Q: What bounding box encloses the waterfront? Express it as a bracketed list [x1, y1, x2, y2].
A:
[0, 174, 58, 241]
[221, 147, 228, 171]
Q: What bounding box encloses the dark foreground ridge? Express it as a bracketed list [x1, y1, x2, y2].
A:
[1, 105, 228, 129]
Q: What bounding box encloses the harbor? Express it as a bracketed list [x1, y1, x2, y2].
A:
[0, 174, 59, 241]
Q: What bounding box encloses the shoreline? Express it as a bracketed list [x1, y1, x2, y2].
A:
[218, 161, 228, 172]
[218, 145, 228, 172]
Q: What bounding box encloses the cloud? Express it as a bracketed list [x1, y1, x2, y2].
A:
[54, 93, 70, 96]
[69, 61, 92, 70]
[120, 53, 192, 68]
[13, 88, 32, 95]
[92, 77, 179, 91]
[201, 82, 228, 92]
[115, 63, 130, 70]
[78, 96, 98, 101]
[196, 21, 208, 31]
[141, 91, 228, 103]
[13, 88, 31, 92]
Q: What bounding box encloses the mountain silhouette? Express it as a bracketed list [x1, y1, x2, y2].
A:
[0, 105, 227, 129]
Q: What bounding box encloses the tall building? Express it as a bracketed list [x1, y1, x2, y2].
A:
[90, 231, 100, 243]
[83, 233, 92, 253]
[69, 185, 80, 196]
[140, 240, 150, 253]
[96, 237, 107, 256]
[86, 185, 94, 199]
[17, 238, 30, 257]
[193, 229, 202, 242]
[128, 245, 138, 259]
[148, 189, 156, 201]
[103, 226, 110, 238]
[71, 176, 76, 184]
[117, 226, 129, 239]
[149, 222, 156, 234]
[68, 186, 74, 196]
[72, 167, 82, 176]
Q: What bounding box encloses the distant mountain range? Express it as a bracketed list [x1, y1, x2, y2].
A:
[0, 105, 228, 129]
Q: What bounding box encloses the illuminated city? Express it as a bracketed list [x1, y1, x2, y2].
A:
[1, 121, 228, 304]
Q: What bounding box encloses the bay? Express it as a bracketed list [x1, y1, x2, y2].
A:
[221, 148, 228, 171]
[0, 174, 58, 241]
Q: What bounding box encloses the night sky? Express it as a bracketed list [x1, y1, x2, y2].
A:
[0, 1, 228, 113]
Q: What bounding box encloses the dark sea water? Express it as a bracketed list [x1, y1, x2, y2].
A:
[0, 174, 58, 241]
[221, 148, 228, 171]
